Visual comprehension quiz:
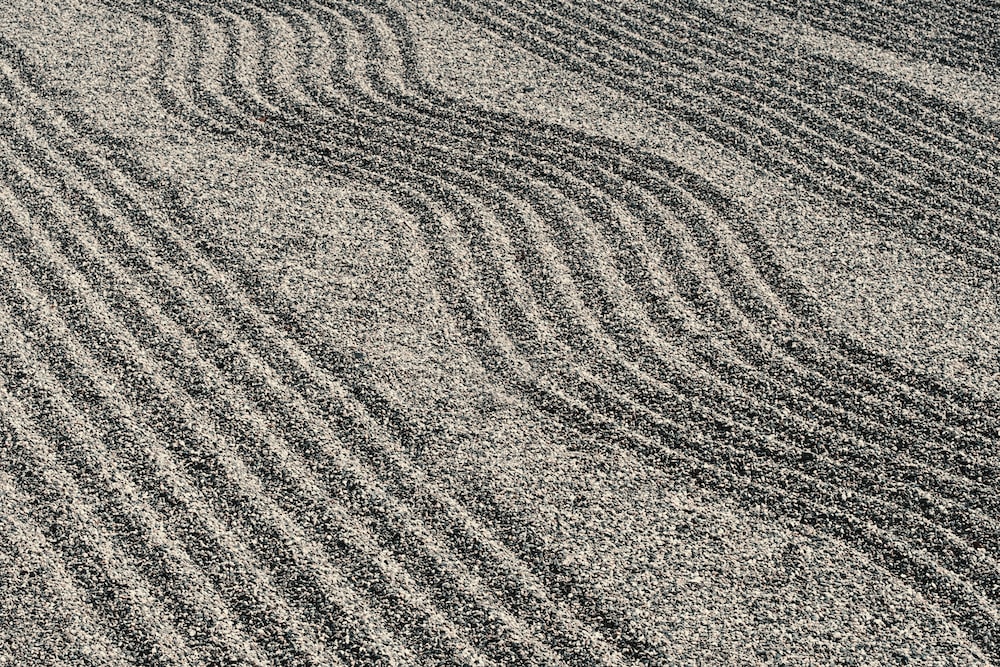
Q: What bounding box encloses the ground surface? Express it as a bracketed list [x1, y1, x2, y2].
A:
[0, 1, 998, 665]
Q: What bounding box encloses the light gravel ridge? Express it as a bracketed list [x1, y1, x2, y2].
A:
[0, 0, 998, 665]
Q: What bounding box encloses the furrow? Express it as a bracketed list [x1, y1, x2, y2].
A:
[0, 43, 632, 667]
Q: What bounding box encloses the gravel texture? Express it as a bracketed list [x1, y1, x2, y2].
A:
[0, 0, 998, 665]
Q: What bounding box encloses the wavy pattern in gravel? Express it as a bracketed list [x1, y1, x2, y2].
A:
[0, 0, 997, 665]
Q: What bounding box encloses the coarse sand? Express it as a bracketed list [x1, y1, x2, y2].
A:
[0, 0, 998, 665]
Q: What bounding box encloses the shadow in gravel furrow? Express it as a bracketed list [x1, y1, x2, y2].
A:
[0, 310, 340, 664]
[15, 3, 1000, 664]
[343, 0, 1000, 440]
[417, 378, 1000, 664]
[571, 175, 1000, 459]
[161, 150, 1000, 666]
[57, 220, 561, 667]
[436, 0, 1000, 272]
[356, 94, 1000, 462]
[0, 167, 438, 667]
[0, 357, 278, 667]
[340, 48, 1000, 460]
[50, 6, 680, 664]
[562, 0, 1000, 207]
[322, 66, 1000, 636]
[421, 148, 1000, 543]
[3, 202, 531, 665]
[5, 151, 564, 667]
[150, 167, 676, 664]
[440, 138, 1000, 468]
[0, 51, 628, 667]
[189, 182, 1000, 663]
[176, 5, 1000, 656]
[657, 0, 1000, 229]
[156, 0, 1000, 472]
[756, 0, 1000, 75]
[0, 108, 560, 667]
[0, 51, 632, 667]
[556, 0, 1000, 256]
[9, 116, 632, 667]
[0, 342, 211, 667]
[72, 0, 1000, 460]
[528, 0, 1000, 217]
[0, 204, 388, 667]
[78, 2, 1000, 656]
[180, 0, 1000, 496]
[541, 0, 1000, 195]
[559, 367, 1000, 594]
[215, 0, 1000, 520]
[0, 484, 139, 667]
